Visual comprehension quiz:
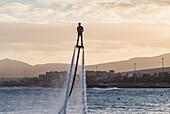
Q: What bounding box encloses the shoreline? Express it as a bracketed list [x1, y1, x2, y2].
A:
[87, 83, 170, 88]
[1, 84, 170, 88]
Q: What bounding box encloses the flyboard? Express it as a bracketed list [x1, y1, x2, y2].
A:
[58, 45, 87, 114]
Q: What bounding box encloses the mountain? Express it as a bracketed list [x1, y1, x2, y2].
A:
[0, 58, 32, 69]
[0, 53, 170, 78]
[86, 53, 170, 72]
[0, 59, 69, 78]
[0, 59, 32, 78]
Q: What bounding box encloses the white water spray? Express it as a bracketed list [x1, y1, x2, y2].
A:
[58, 46, 87, 114]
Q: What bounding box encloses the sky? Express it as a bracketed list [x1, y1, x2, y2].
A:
[0, 0, 170, 65]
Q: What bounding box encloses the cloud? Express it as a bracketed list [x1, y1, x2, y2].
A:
[30, 8, 54, 17]
[36, 0, 57, 4]
[0, 13, 18, 22]
[97, 0, 170, 23]
[0, 43, 61, 52]
[1, 3, 30, 12]
[0, 0, 170, 23]
[36, 0, 79, 4]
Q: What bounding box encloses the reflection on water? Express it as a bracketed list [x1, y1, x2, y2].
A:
[0, 87, 170, 114]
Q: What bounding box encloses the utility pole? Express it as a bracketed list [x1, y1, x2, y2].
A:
[96, 65, 98, 72]
[134, 63, 137, 83]
[24, 71, 26, 78]
[134, 63, 136, 73]
[161, 58, 164, 73]
[161, 58, 164, 81]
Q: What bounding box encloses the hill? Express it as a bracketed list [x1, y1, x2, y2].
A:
[0, 53, 170, 78]
[0, 59, 70, 78]
[86, 53, 170, 72]
[0, 58, 32, 69]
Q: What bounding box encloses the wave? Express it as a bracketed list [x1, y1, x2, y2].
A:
[92, 87, 119, 91]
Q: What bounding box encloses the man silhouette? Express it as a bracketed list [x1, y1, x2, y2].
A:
[76, 22, 84, 47]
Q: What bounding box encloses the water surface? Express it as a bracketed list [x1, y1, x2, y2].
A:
[0, 87, 170, 114]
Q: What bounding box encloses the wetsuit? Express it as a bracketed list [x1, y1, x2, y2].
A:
[76, 26, 84, 46]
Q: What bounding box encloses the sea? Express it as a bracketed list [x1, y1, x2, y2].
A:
[0, 87, 170, 114]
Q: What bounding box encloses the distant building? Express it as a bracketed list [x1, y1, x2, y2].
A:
[86, 70, 116, 87]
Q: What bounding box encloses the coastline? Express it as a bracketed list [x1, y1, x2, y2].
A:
[87, 83, 170, 88]
[1, 83, 170, 88]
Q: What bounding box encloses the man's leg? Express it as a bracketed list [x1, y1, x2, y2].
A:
[76, 34, 80, 46]
[81, 34, 83, 46]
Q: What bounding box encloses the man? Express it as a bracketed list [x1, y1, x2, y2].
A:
[76, 22, 84, 47]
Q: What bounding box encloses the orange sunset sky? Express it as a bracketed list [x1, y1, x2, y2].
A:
[0, 0, 170, 65]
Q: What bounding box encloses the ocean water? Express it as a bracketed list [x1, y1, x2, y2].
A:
[0, 87, 170, 114]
